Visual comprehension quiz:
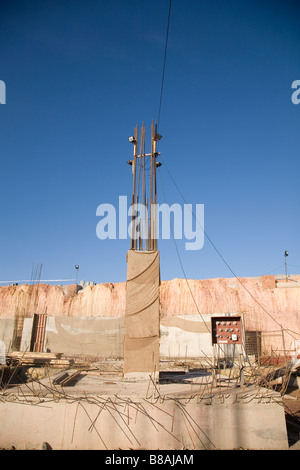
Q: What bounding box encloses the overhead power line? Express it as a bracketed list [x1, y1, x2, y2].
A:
[157, 0, 172, 130]
[160, 160, 299, 342]
[158, 171, 211, 333]
[0, 279, 76, 284]
[154, 0, 298, 342]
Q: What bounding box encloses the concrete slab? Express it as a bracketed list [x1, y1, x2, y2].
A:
[0, 372, 289, 450]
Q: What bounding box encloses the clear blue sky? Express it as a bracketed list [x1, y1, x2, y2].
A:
[0, 0, 299, 285]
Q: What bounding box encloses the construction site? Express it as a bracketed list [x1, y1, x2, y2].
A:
[1, 0, 300, 455]
[0, 121, 299, 451]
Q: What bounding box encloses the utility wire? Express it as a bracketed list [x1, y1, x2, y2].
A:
[0, 279, 76, 284]
[158, 171, 211, 333]
[262, 263, 284, 275]
[157, 0, 172, 130]
[155, 0, 298, 343]
[161, 160, 298, 342]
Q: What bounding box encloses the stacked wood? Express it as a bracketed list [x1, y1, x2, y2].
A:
[7, 351, 72, 368]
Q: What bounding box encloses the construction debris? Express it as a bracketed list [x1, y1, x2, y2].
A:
[0, 349, 298, 449]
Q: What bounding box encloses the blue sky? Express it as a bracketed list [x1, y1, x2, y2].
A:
[0, 0, 299, 285]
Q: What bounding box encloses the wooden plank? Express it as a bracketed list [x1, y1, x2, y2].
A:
[52, 372, 69, 385]
[60, 371, 83, 387]
[9, 352, 62, 359]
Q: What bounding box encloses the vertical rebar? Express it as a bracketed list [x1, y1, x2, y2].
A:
[131, 125, 138, 250]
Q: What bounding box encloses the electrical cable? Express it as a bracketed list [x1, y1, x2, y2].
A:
[158, 171, 211, 333]
[157, 0, 172, 131]
[0, 279, 76, 284]
[262, 264, 284, 275]
[160, 160, 298, 342]
[155, 0, 298, 344]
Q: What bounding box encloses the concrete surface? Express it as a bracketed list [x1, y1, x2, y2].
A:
[0, 372, 289, 450]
